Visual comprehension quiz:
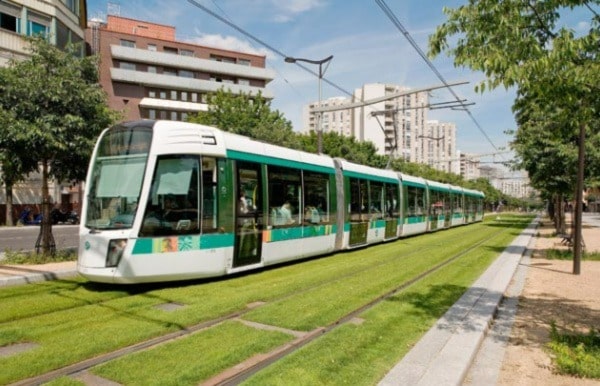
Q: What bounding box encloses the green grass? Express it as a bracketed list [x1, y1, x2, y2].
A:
[2, 248, 77, 264]
[547, 322, 600, 379]
[93, 321, 292, 386]
[0, 214, 534, 384]
[544, 249, 600, 261]
[243, 216, 528, 385]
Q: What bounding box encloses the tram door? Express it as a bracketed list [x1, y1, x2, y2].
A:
[233, 162, 263, 268]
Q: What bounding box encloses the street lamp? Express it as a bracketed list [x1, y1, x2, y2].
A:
[284, 55, 334, 154]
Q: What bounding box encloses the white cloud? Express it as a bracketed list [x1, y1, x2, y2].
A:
[185, 33, 272, 57]
[270, 0, 326, 23]
[577, 21, 590, 32]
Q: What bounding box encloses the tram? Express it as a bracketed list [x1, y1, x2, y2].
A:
[77, 120, 484, 283]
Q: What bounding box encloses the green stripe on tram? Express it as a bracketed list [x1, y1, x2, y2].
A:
[405, 216, 426, 224]
[343, 170, 398, 184]
[132, 233, 234, 254]
[267, 224, 337, 242]
[370, 219, 387, 228]
[227, 150, 335, 174]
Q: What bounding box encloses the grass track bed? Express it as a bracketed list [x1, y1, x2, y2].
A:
[92, 321, 292, 386]
[0, 215, 533, 384]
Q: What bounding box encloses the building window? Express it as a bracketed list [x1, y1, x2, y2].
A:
[210, 55, 235, 64]
[119, 62, 136, 70]
[180, 49, 194, 57]
[163, 68, 177, 76]
[238, 79, 250, 86]
[179, 70, 194, 78]
[191, 93, 198, 102]
[147, 44, 157, 51]
[170, 90, 177, 100]
[1, 0, 22, 33]
[148, 90, 156, 98]
[56, 20, 71, 50]
[170, 111, 178, 120]
[164, 46, 178, 54]
[148, 109, 156, 119]
[238, 59, 251, 66]
[147, 65, 157, 73]
[181, 112, 188, 121]
[28, 22, 48, 36]
[181, 91, 188, 101]
[61, 0, 79, 16]
[120, 39, 136, 48]
[159, 90, 167, 99]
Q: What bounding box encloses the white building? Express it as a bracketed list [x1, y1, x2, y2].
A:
[459, 152, 481, 180]
[302, 83, 458, 173]
[0, 0, 86, 65]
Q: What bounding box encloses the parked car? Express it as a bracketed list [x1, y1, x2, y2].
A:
[50, 208, 79, 225]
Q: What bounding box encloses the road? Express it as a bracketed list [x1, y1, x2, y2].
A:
[0, 224, 79, 254]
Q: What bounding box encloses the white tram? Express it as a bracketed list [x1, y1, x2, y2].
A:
[78, 120, 484, 283]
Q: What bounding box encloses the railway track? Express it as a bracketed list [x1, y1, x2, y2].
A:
[4, 219, 525, 385]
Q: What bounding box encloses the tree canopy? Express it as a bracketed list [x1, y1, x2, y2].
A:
[429, 0, 599, 271]
[0, 37, 116, 248]
[429, 0, 600, 198]
[188, 88, 300, 149]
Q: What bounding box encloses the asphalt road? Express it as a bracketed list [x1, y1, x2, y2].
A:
[0, 224, 79, 255]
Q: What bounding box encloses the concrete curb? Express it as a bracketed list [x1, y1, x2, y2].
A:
[0, 266, 79, 287]
[378, 218, 538, 386]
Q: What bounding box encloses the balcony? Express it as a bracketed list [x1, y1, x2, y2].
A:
[111, 45, 276, 83]
[110, 68, 274, 98]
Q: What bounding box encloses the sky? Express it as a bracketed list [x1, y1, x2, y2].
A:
[84, 0, 588, 168]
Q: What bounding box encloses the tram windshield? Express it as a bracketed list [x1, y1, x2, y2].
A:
[85, 125, 152, 229]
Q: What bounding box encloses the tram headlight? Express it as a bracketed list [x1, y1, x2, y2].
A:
[106, 239, 127, 267]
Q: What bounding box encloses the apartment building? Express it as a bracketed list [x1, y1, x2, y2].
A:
[459, 152, 481, 180]
[419, 120, 457, 174]
[302, 96, 352, 137]
[0, 0, 86, 65]
[86, 15, 275, 121]
[302, 83, 458, 173]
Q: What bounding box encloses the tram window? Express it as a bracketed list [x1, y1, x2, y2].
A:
[349, 178, 368, 222]
[201, 157, 218, 233]
[386, 184, 399, 218]
[268, 165, 301, 226]
[140, 155, 200, 237]
[407, 186, 425, 216]
[303, 171, 332, 224]
[430, 190, 443, 216]
[369, 182, 384, 219]
[453, 194, 463, 214]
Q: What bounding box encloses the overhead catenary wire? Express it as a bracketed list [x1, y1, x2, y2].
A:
[186, 0, 355, 99]
[186, 0, 478, 163]
[374, 0, 503, 153]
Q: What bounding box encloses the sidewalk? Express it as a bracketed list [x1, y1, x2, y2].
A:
[380, 212, 600, 386]
[379, 216, 539, 386]
[0, 260, 78, 286]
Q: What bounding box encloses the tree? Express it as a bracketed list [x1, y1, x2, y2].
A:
[0, 37, 116, 253]
[429, 0, 599, 273]
[188, 88, 300, 149]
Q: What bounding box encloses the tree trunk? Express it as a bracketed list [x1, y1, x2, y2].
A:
[36, 160, 55, 255]
[558, 195, 566, 235]
[5, 183, 14, 226]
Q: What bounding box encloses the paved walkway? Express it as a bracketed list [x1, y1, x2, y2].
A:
[1, 213, 598, 385]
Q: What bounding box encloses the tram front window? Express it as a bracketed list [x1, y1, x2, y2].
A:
[85, 126, 151, 230]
